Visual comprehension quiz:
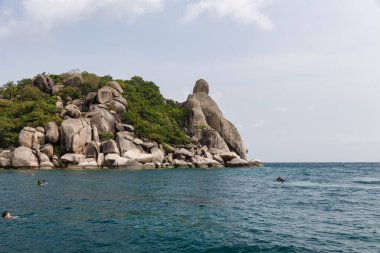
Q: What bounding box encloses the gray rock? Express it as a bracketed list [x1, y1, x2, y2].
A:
[85, 92, 98, 106]
[78, 160, 98, 168]
[219, 151, 240, 162]
[52, 155, 60, 167]
[64, 74, 83, 86]
[142, 142, 155, 150]
[193, 79, 209, 94]
[71, 99, 86, 112]
[0, 157, 12, 167]
[97, 153, 105, 167]
[61, 153, 86, 165]
[113, 157, 141, 167]
[116, 123, 125, 132]
[87, 105, 121, 133]
[56, 101, 63, 110]
[45, 122, 60, 144]
[108, 81, 123, 94]
[85, 141, 99, 158]
[36, 127, 45, 134]
[0, 150, 13, 159]
[101, 140, 120, 155]
[138, 154, 154, 164]
[122, 124, 134, 132]
[104, 153, 121, 165]
[175, 148, 193, 158]
[92, 125, 100, 143]
[185, 79, 247, 159]
[113, 96, 128, 108]
[32, 74, 54, 93]
[12, 146, 39, 167]
[106, 99, 126, 114]
[40, 161, 55, 168]
[213, 154, 224, 164]
[122, 149, 153, 164]
[63, 104, 81, 118]
[117, 136, 140, 155]
[173, 159, 189, 168]
[226, 158, 248, 167]
[51, 85, 61, 95]
[96, 86, 114, 104]
[133, 138, 143, 145]
[151, 147, 164, 164]
[38, 151, 51, 163]
[19, 127, 44, 150]
[40, 143, 54, 158]
[60, 118, 92, 154]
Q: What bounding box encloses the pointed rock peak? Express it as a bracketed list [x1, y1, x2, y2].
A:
[193, 79, 209, 95]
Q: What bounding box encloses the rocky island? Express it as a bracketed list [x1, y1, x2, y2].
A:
[0, 72, 259, 169]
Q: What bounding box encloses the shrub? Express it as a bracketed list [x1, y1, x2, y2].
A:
[99, 132, 115, 141]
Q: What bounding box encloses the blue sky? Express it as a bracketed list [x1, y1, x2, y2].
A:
[1, 0, 380, 162]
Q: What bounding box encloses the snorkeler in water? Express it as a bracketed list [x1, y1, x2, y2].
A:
[37, 180, 47, 186]
[2, 211, 13, 219]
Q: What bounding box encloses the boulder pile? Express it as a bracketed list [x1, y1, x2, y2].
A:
[0, 74, 260, 169]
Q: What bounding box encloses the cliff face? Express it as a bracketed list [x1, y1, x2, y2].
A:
[185, 79, 248, 160]
[0, 73, 257, 169]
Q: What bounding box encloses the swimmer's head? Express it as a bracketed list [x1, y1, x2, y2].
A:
[2, 211, 11, 219]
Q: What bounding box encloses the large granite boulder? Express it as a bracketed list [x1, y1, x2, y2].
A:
[85, 141, 99, 158]
[101, 140, 120, 155]
[0, 150, 13, 167]
[40, 143, 54, 158]
[123, 149, 153, 164]
[61, 153, 86, 165]
[19, 127, 45, 150]
[226, 157, 248, 167]
[32, 74, 55, 94]
[12, 146, 39, 167]
[116, 132, 142, 154]
[185, 79, 248, 160]
[62, 104, 81, 119]
[45, 122, 60, 144]
[87, 105, 121, 133]
[106, 100, 126, 114]
[151, 147, 164, 164]
[64, 74, 83, 86]
[96, 87, 114, 104]
[108, 81, 123, 94]
[60, 118, 92, 154]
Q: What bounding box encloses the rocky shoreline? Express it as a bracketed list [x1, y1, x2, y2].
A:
[0, 74, 260, 170]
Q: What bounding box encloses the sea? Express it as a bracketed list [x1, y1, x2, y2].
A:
[0, 163, 379, 253]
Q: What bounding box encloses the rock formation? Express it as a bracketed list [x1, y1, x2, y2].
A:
[0, 73, 258, 169]
[185, 79, 248, 160]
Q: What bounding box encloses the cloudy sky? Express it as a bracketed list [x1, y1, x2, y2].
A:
[1, 0, 380, 162]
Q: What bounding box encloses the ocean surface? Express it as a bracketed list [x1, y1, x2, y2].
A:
[1, 163, 379, 253]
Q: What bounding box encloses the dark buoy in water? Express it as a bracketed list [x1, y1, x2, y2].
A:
[276, 177, 285, 183]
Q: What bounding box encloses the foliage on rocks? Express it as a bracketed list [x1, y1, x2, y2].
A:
[0, 72, 189, 148]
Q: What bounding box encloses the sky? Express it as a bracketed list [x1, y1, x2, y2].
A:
[1, 0, 380, 162]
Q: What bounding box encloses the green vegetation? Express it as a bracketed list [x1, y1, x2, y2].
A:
[0, 72, 189, 149]
[99, 132, 115, 141]
[121, 76, 190, 145]
[0, 81, 61, 148]
[194, 124, 208, 130]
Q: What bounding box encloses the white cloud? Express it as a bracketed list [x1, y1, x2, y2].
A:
[0, 0, 274, 37]
[0, 0, 168, 37]
[183, 0, 273, 30]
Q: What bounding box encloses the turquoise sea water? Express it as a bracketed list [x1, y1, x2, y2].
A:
[1, 163, 379, 253]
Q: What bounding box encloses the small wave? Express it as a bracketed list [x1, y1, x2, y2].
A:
[352, 178, 380, 185]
